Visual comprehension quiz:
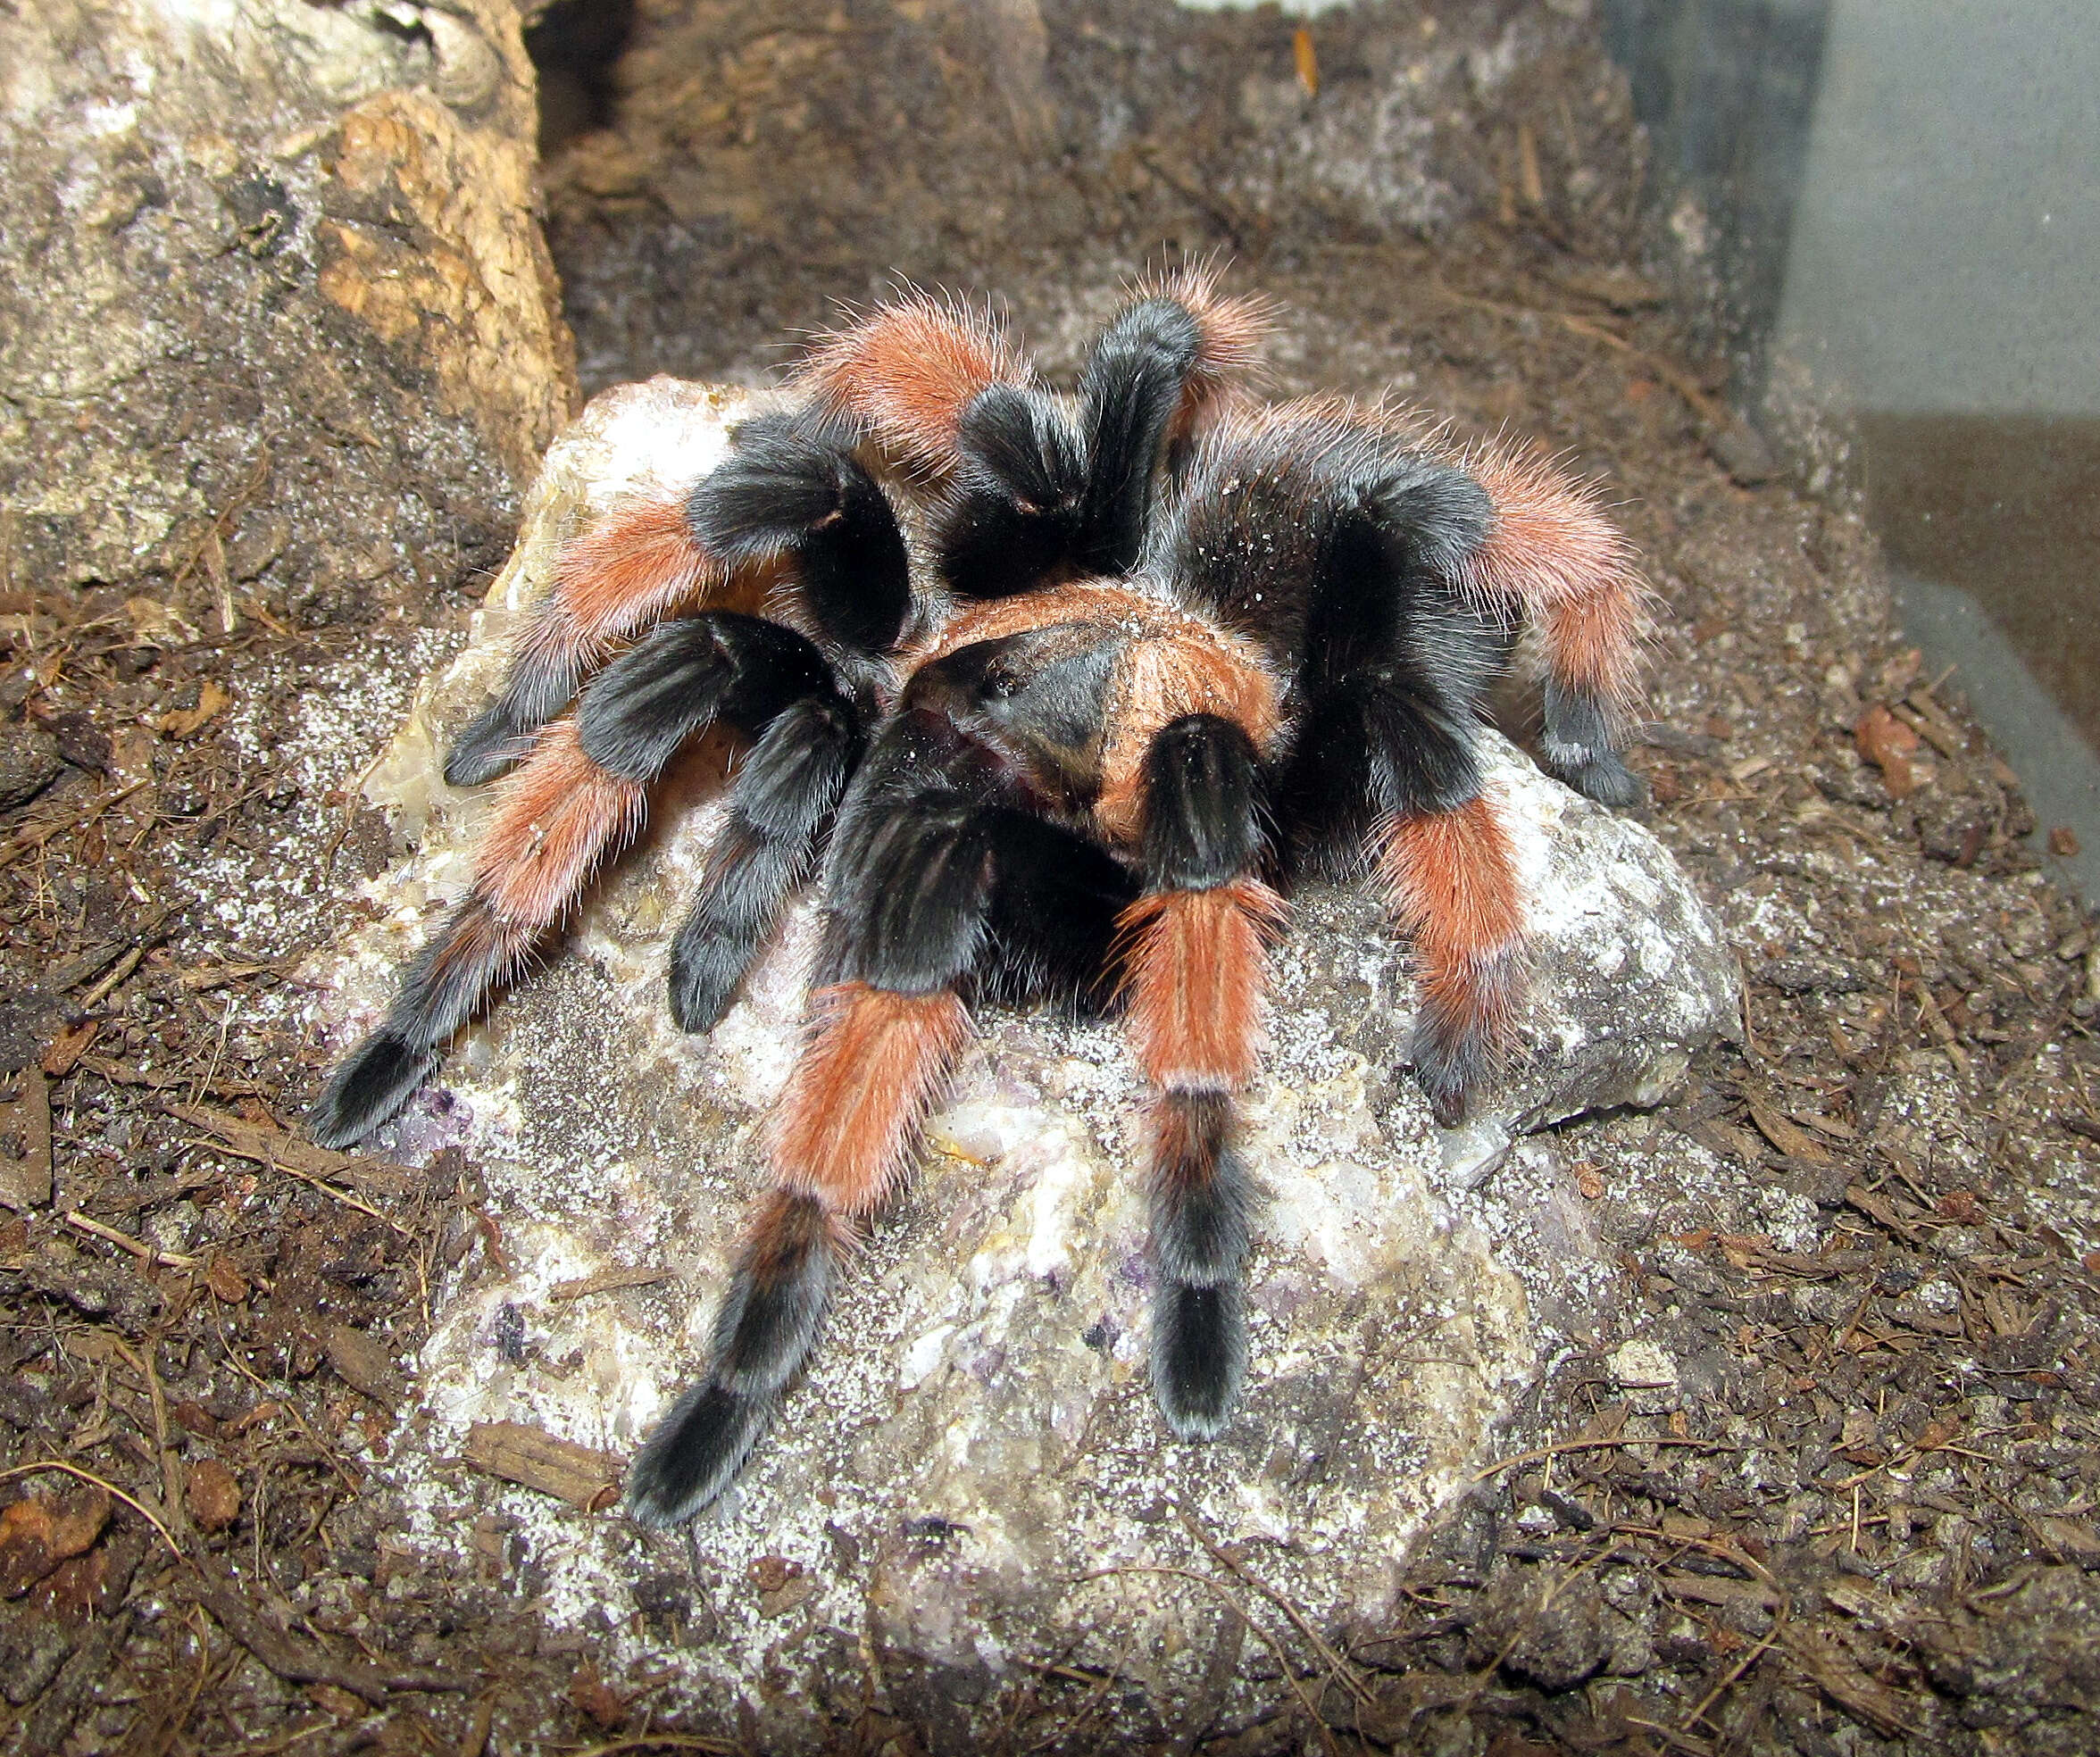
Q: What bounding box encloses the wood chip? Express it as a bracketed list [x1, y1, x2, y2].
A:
[0, 1483, 112, 1595]
[0, 1067, 54, 1211]
[462, 1421, 621, 1512]
[1780, 1622, 1919, 1738]
[186, 1457, 241, 1533]
[548, 1266, 672, 1302]
[323, 1324, 403, 1409]
[167, 1103, 417, 1200]
[1745, 1095, 1832, 1164]
[1292, 24, 1318, 96]
[190, 1563, 471, 1704]
[1845, 1185, 1920, 1243]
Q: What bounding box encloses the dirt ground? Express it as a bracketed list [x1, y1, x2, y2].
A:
[4, 2, 2098, 1752]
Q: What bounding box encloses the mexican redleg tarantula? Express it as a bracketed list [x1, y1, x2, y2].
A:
[309, 270, 1646, 1527]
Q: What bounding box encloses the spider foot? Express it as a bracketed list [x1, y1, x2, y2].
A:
[668, 922, 742, 1034]
[624, 1381, 771, 1528]
[627, 1191, 834, 1524]
[1152, 1278, 1247, 1440]
[308, 1028, 435, 1150]
[1551, 748, 1645, 809]
[445, 696, 540, 788]
[1406, 1015, 1496, 1131]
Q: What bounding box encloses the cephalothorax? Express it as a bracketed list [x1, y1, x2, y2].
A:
[309, 271, 1646, 1526]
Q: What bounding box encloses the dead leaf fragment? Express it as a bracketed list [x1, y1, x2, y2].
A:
[159, 679, 230, 740]
[187, 1457, 241, 1532]
[1855, 704, 1929, 796]
[204, 1253, 249, 1304]
[0, 1484, 112, 1595]
[568, 1661, 625, 1730]
[124, 596, 200, 646]
[760, 1576, 817, 1618]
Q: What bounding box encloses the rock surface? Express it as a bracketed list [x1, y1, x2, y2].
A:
[0, 0, 575, 625]
[304, 377, 1738, 1744]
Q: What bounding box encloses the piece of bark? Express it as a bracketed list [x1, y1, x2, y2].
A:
[323, 1324, 404, 1409]
[463, 1420, 621, 1512]
[548, 1266, 671, 1301]
[0, 1068, 53, 1212]
[168, 1103, 417, 1200]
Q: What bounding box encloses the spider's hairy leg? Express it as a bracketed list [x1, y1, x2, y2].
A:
[448, 404, 910, 790]
[629, 719, 997, 1524]
[1123, 712, 1280, 1438]
[794, 293, 1030, 479]
[1379, 794, 1527, 1128]
[309, 720, 647, 1147]
[573, 609, 881, 1034]
[666, 690, 863, 1033]
[447, 499, 720, 787]
[684, 406, 912, 659]
[312, 612, 844, 1149]
[1256, 473, 1523, 1125]
[628, 699, 1139, 1524]
[1453, 440, 1649, 806]
[938, 279, 1268, 600]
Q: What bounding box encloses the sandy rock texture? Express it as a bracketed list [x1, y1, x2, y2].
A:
[303, 378, 1738, 1740]
[0, 0, 575, 625]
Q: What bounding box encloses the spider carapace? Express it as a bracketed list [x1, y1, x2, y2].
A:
[308, 271, 1648, 1526]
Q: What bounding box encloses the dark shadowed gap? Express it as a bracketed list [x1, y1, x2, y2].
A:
[525, 0, 638, 156]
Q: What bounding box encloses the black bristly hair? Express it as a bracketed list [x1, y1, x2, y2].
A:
[1074, 296, 1204, 572]
[688, 409, 912, 658]
[933, 295, 1206, 602]
[669, 692, 863, 1033]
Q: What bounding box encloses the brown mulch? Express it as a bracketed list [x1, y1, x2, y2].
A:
[4, 3, 2098, 1753]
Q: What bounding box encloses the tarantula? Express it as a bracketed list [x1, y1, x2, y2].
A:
[308, 271, 1646, 1528]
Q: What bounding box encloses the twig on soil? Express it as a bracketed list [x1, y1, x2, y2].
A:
[64, 1208, 203, 1271]
[78, 943, 146, 1011]
[1175, 1502, 1371, 1707]
[1081, 1564, 1344, 1757]
[188, 1564, 475, 1705]
[0, 781, 149, 868]
[1471, 1436, 1738, 1481]
[1679, 1614, 1786, 1734]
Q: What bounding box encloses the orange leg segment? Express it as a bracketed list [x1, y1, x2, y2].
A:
[794, 295, 1031, 479]
[764, 981, 972, 1229]
[1377, 794, 1528, 1125]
